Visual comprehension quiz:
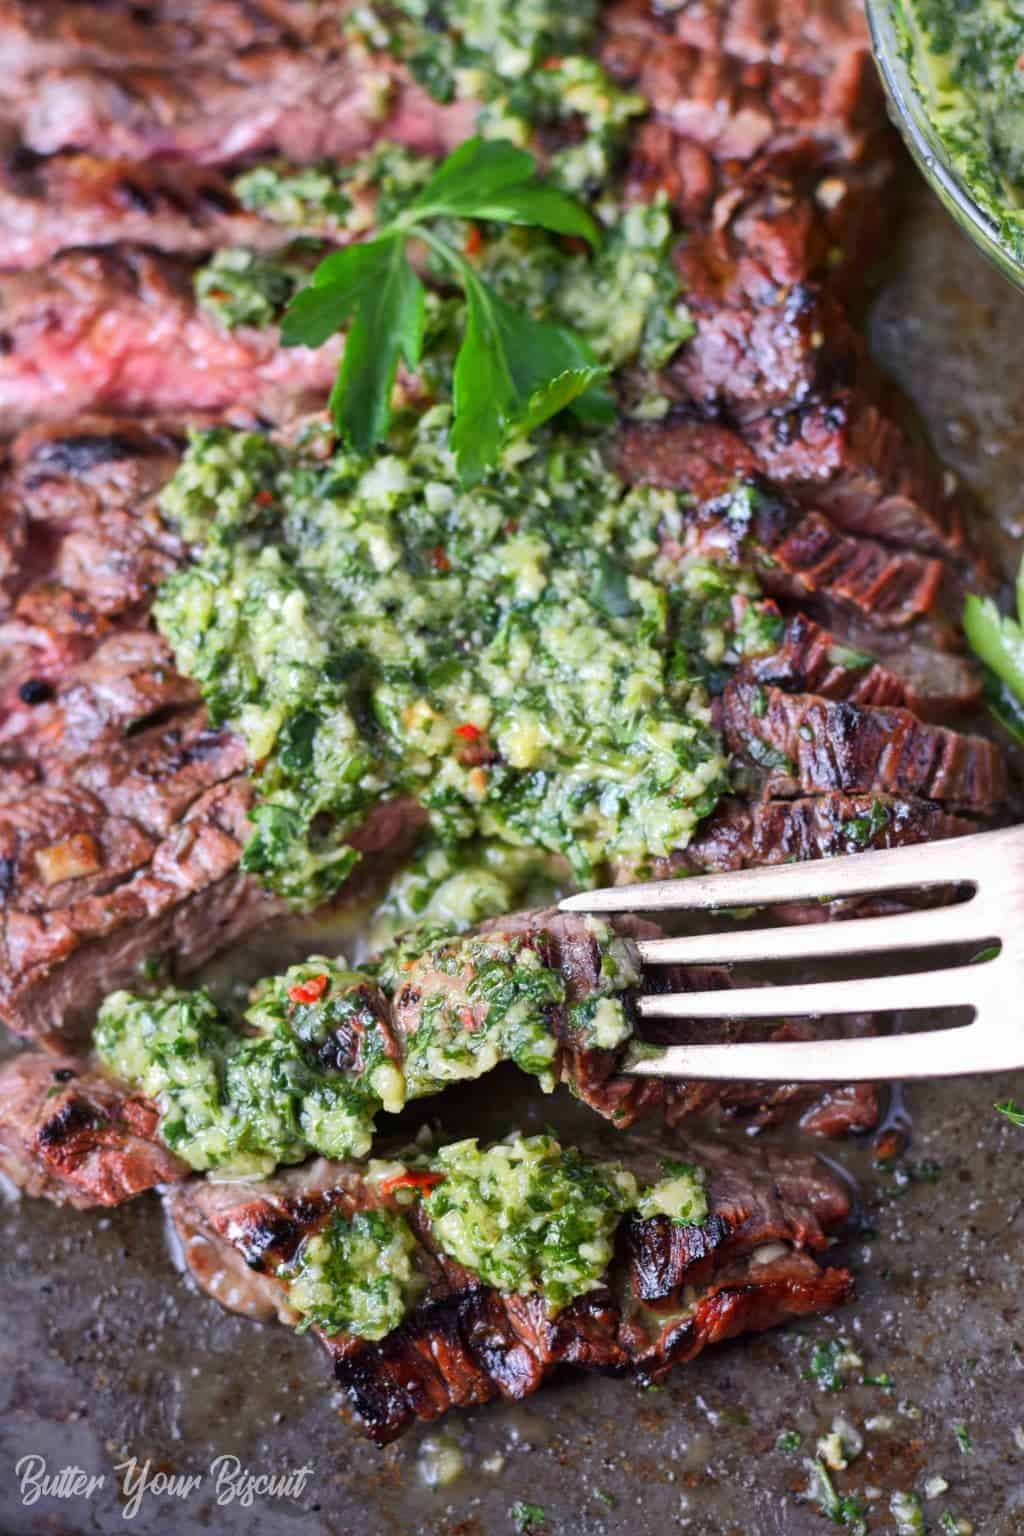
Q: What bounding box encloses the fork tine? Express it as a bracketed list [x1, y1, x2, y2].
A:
[559, 827, 1009, 914]
[626, 1022, 1007, 1082]
[635, 900, 998, 966]
[637, 965, 985, 1020]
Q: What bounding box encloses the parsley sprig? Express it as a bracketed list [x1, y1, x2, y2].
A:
[280, 137, 612, 483]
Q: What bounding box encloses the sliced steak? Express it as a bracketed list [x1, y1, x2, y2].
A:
[600, 0, 882, 171]
[723, 681, 1006, 814]
[386, 907, 879, 1138]
[14, 48, 474, 167]
[165, 1132, 853, 1441]
[0, 145, 292, 268]
[1, 417, 186, 613]
[0, 630, 200, 771]
[0, 772, 275, 1049]
[0, 250, 343, 428]
[0, 0, 332, 76]
[733, 611, 981, 718]
[743, 393, 970, 563]
[0, 1049, 188, 1205]
[0, 768, 425, 1050]
[685, 791, 979, 872]
[620, 418, 953, 638]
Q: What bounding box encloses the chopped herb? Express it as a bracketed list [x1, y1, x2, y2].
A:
[939, 1515, 966, 1536]
[594, 1490, 616, 1509]
[803, 1459, 868, 1532]
[423, 1133, 638, 1312]
[776, 1430, 802, 1452]
[996, 1099, 1024, 1126]
[952, 1420, 972, 1455]
[511, 1500, 548, 1532]
[808, 1339, 861, 1393]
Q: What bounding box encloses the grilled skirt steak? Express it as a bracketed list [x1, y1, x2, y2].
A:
[0, 250, 345, 428]
[0, 145, 299, 269]
[165, 1133, 854, 1442]
[0, 902, 883, 1192]
[0, 1050, 187, 1204]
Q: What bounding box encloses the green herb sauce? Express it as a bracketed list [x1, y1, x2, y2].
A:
[902, 0, 1024, 262]
[155, 408, 752, 908]
[634, 1158, 708, 1225]
[346, 1, 645, 191]
[283, 1206, 424, 1338]
[195, 246, 312, 330]
[93, 916, 643, 1174]
[422, 1132, 638, 1311]
[94, 962, 397, 1174]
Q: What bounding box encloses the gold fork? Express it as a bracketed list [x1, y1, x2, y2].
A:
[559, 825, 1024, 1082]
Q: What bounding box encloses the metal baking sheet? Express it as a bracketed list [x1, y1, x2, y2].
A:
[2, 182, 1024, 1536]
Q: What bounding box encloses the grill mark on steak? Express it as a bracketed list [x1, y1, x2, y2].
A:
[0, 0, 331, 77]
[11, 47, 475, 168]
[0, 149, 308, 268]
[164, 1134, 853, 1442]
[723, 681, 1005, 813]
[0, 1050, 188, 1206]
[619, 417, 957, 640]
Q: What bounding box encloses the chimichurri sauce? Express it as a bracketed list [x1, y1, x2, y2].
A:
[155, 413, 764, 908]
[904, 0, 1024, 262]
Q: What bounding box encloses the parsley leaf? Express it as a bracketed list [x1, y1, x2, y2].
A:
[408, 137, 598, 244]
[451, 271, 608, 482]
[281, 136, 606, 478]
[282, 237, 424, 453]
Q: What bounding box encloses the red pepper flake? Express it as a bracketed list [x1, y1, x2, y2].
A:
[428, 545, 450, 572]
[463, 223, 483, 256]
[255, 489, 275, 506]
[455, 722, 482, 741]
[288, 974, 329, 1004]
[379, 1169, 446, 1196]
[543, 54, 563, 68]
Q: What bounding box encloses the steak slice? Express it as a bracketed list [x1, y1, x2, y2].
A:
[0, 250, 343, 428]
[0, 144, 293, 268]
[600, 0, 882, 171]
[14, 47, 475, 167]
[1, 417, 186, 617]
[742, 610, 982, 719]
[0, 766, 425, 1050]
[619, 418, 953, 638]
[165, 1133, 853, 1441]
[0, 0, 332, 76]
[685, 791, 979, 872]
[390, 907, 877, 1138]
[742, 393, 970, 563]
[0, 1049, 188, 1205]
[723, 681, 1006, 813]
[0, 630, 200, 772]
[0, 771, 277, 1049]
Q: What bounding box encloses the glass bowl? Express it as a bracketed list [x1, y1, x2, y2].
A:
[866, 0, 1024, 292]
